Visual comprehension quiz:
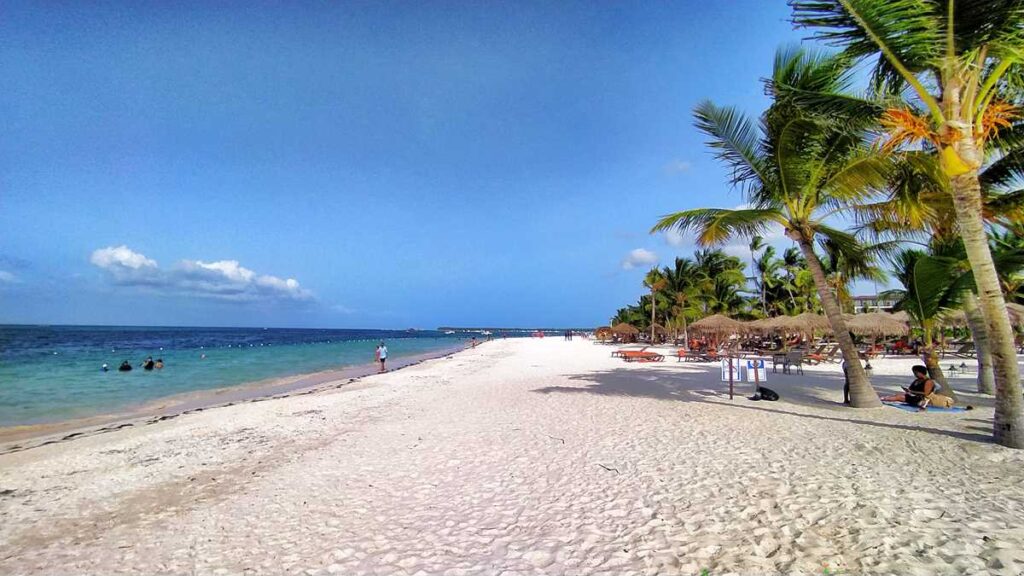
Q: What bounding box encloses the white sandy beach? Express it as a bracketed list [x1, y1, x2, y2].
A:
[2, 338, 1024, 575]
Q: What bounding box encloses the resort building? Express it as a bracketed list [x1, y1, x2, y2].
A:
[851, 294, 896, 314]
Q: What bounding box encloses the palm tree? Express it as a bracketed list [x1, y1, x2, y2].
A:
[884, 246, 971, 400]
[819, 237, 889, 314]
[694, 249, 749, 316]
[644, 268, 668, 343]
[749, 235, 767, 314]
[855, 152, 1024, 395]
[661, 257, 703, 345]
[790, 0, 1024, 446]
[652, 47, 892, 408]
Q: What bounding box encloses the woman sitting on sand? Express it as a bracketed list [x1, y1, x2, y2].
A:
[881, 365, 954, 411]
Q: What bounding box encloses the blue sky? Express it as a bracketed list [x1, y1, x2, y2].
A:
[1, 1, 837, 329]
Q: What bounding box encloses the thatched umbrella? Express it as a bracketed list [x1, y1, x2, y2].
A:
[595, 326, 613, 341]
[745, 317, 776, 333]
[611, 322, 640, 342]
[764, 312, 830, 333]
[939, 304, 1024, 328]
[689, 314, 746, 336]
[611, 322, 639, 335]
[844, 311, 910, 336]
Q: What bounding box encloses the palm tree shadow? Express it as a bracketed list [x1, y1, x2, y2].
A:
[533, 366, 993, 444]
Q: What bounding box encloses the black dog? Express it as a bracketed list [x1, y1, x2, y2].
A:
[751, 386, 779, 401]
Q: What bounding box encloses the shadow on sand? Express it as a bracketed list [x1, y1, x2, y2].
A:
[533, 364, 993, 444]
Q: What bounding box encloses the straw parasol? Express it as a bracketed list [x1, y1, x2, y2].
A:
[650, 323, 668, 335]
[611, 322, 639, 335]
[773, 312, 830, 332]
[939, 303, 1024, 327]
[744, 317, 777, 333]
[844, 311, 910, 336]
[595, 326, 613, 341]
[689, 314, 746, 335]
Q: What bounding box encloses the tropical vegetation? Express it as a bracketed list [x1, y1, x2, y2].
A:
[787, 0, 1024, 447]
[609, 1, 1024, 447]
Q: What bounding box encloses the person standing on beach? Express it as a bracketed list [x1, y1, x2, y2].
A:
[378, 341, 388, 373]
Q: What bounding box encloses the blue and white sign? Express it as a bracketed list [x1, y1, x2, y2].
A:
[721, 358, 744, 382]
[745, 359, 767, 383]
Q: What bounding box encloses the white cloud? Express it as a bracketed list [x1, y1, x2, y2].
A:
[90, 245, 157, 270]
[621, 248, 658, 270]
[663, 228, 686, 247]
[90, 245, 313, 303]
[663, 159, 692, 175]
[0, 270, 18, 284]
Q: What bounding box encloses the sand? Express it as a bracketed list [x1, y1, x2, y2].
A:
[2, 338, 1024, 575]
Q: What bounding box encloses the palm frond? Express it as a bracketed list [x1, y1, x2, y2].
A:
[651, 208, 783, 247]
[693, 101, 769, 192]
[981, 147, 1024, 189]
[818, 149, 893, 203]
[789, 0, 942, 72]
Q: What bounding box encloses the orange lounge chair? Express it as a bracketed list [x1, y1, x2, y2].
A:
[621, 350, 664, 362]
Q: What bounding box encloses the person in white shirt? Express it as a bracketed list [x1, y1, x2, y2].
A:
[378, 341, 388, 373]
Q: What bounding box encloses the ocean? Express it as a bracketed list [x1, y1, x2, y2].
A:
[0, 325, 474, 427]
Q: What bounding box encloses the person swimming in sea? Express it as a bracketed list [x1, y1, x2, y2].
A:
[155, 358, 164, 369]
[102, 363, 109, 372]
[118, 360, 132, 372]
[142, 356, 155, 371]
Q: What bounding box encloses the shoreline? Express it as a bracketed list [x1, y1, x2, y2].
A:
[0, 341, 471, 454]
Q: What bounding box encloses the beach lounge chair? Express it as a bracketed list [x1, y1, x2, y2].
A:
[621, 350, 664, 362]
[805, 344, 839, 364]
[771, 353, 787, 373]
[677, 349, 705, 362]
[784, 351, 804, 375]
[949, 343, 976, 359]
[612, 346, 647, 358]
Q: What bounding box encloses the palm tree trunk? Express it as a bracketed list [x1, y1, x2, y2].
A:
[921, 322, 953, 401]
[795, 236, 881, 408]
[650, 289, 657, 343]
[949, 166, 1024, 448]
[962, 292, 995, 395]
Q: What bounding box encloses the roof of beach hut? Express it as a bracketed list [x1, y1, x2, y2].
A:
[941, 303, 1024, 327]
[936, 309, 968, 327]
[793, 311, 831, 331]
[844, 311, 910, 336]
[650, 323, 668, 334]
[689, 314, 746, 335]
[745, 317, 776, 332]
[773, 312, 830, 332]
[611, 322, 640, 335]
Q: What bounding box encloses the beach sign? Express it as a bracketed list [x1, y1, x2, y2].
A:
[745, 359, 767, 383]
[721, 358, 744, 382]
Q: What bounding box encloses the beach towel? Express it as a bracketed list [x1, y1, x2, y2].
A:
[883, 401, 969, 413]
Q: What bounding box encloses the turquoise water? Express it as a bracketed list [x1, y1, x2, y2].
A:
[0, 326, 469, 426]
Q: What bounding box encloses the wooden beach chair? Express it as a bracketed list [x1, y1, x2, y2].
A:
[612, 346, 647, 358]
[771, 353, 787, 373]
[806, 344, 839, 365]
[784, 351, 804, 375]
[950, 343, 976, 359]
[677, 349, 705, 362]
[622, 350, 664, 362]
